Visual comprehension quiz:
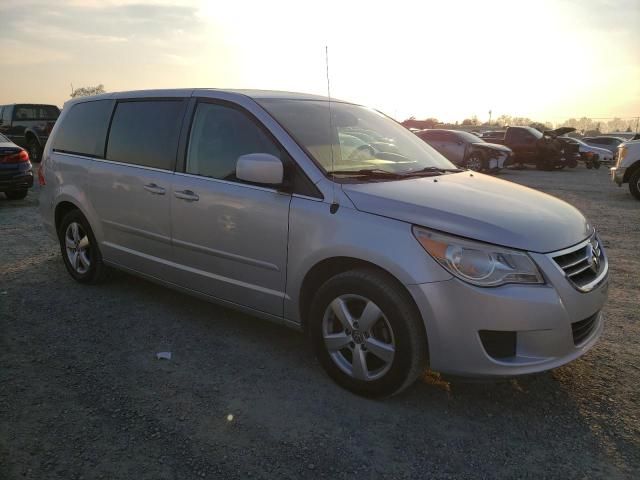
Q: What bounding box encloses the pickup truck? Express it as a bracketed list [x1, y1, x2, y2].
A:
[0, 104, 60, 162]
[489, 126, 579, 170]
[611, 140, 640, 200]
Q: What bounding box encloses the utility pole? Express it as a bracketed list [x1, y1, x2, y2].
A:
[488, 109, 492, 126]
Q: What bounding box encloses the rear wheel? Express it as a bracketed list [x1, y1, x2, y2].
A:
[4, 190, 28, 200]
[27, 137, 42, 163]
[58, 209, 108, 283]
[309, 269, 428, 398]
[629, 169, 640, 200]
[593, 160, 601, 170]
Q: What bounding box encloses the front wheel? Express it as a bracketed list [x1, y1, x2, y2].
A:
[309, 269, 428, 398]
[629, 169, 640, 200]
[465, 152, 485, 172]
[58, 209, 108, 283]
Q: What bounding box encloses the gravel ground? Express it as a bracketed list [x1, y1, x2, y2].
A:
[1, 166, 638, 479]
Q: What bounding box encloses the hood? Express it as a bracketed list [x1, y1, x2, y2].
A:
[471, 142, 512, 153]
[544, 127, 576, 137]
[342, 172, 592, 253]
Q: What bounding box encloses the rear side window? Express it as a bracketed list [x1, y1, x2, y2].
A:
[107, 100, 184, 170]
[52, 100, 113, 157]
[185, 102, 281, 181]
[14, 105, 60, 120]
[1, 107, 11, 125]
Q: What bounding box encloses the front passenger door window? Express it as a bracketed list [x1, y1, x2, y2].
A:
[186, 103, 281, 182]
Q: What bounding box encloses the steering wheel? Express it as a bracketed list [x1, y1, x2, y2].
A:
[347, 144, 376, 161]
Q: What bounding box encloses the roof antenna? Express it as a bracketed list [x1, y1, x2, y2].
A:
[326, 45, 339, 214]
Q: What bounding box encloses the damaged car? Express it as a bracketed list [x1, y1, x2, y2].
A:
[416, 129, 512, 172]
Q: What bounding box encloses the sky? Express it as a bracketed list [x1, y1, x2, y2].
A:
[0, 0, 638, 124]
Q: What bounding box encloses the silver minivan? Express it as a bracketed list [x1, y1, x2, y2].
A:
[39, 89, 609, 397]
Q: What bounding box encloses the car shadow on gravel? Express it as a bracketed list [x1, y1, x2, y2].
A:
[2, 256, 637, 479]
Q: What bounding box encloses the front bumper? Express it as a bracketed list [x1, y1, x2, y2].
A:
[408, 249, 608, 377]
[610, 166, 626, 185]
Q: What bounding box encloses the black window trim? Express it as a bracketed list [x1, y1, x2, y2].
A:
[179, 97, 322, 199]
[103, 97, 189, 172]
[52, 99, 116, 159]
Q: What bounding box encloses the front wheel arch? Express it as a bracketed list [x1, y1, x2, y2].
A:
[623, 160, 640, 184]
[298, 257, 421, 333]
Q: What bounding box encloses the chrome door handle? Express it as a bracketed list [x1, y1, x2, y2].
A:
[174, 190, 199, 202]
[143, 183, 165, 195]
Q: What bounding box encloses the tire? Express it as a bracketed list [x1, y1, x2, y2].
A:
[629, 169, 640, 201]
[586, 162, 593, 169]
[27, 137, 42, 163]
[58, 209, 108, 283]
[465, 152, 485, 172]
[593, 161, 601, 170]
[309, 268, 428, 398]
[4, 189, 28, 200]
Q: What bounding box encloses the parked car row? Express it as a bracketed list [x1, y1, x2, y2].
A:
[416, 125, 640, 173]
[416, 126, 581, 172]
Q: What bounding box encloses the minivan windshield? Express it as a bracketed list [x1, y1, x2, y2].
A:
[258, 99, 457, 178]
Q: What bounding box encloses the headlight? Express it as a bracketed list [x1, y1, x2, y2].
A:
[617, 146, 627, 166]
[412, 226, 544, 287]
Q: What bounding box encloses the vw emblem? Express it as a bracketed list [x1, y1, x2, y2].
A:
[588, 239, 601, 273]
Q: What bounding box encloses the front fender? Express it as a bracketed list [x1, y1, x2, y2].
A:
[284, 197, 452, 323]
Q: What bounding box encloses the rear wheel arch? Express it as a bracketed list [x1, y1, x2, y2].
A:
[24, 130, 40, 145]
[55, 201, 83, 233]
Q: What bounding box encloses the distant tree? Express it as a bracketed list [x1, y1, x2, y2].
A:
[70, 84, 106, 98]
[626, 125, 633, 132]
[461, 116, 479, 126]
[495, 114, 512, 127]
[606, 117, 626, 133]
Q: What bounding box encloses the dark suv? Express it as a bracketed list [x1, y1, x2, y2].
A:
[0, 104, 60, 162]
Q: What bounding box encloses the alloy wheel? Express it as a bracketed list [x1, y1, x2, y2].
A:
[65, 222, 91, 274]
[466, 155, 483, 171]
[322, 294, 396, 381]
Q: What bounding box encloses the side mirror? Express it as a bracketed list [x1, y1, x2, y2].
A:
[236, 153, 284, 186]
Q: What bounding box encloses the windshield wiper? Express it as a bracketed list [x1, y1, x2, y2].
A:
[402, 166, 464, 177]
[326, 169, 405, 179]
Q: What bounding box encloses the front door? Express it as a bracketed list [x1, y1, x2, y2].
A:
[169, 100, 291, 316]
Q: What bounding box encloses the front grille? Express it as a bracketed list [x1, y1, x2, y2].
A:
[551, 234, 606, 292]
[479, 330, 516, 359]
[572, 312, 599, 345]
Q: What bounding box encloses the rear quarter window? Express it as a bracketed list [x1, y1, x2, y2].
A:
[106, 100, 184, 170]
[52, 100, 113, 157]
